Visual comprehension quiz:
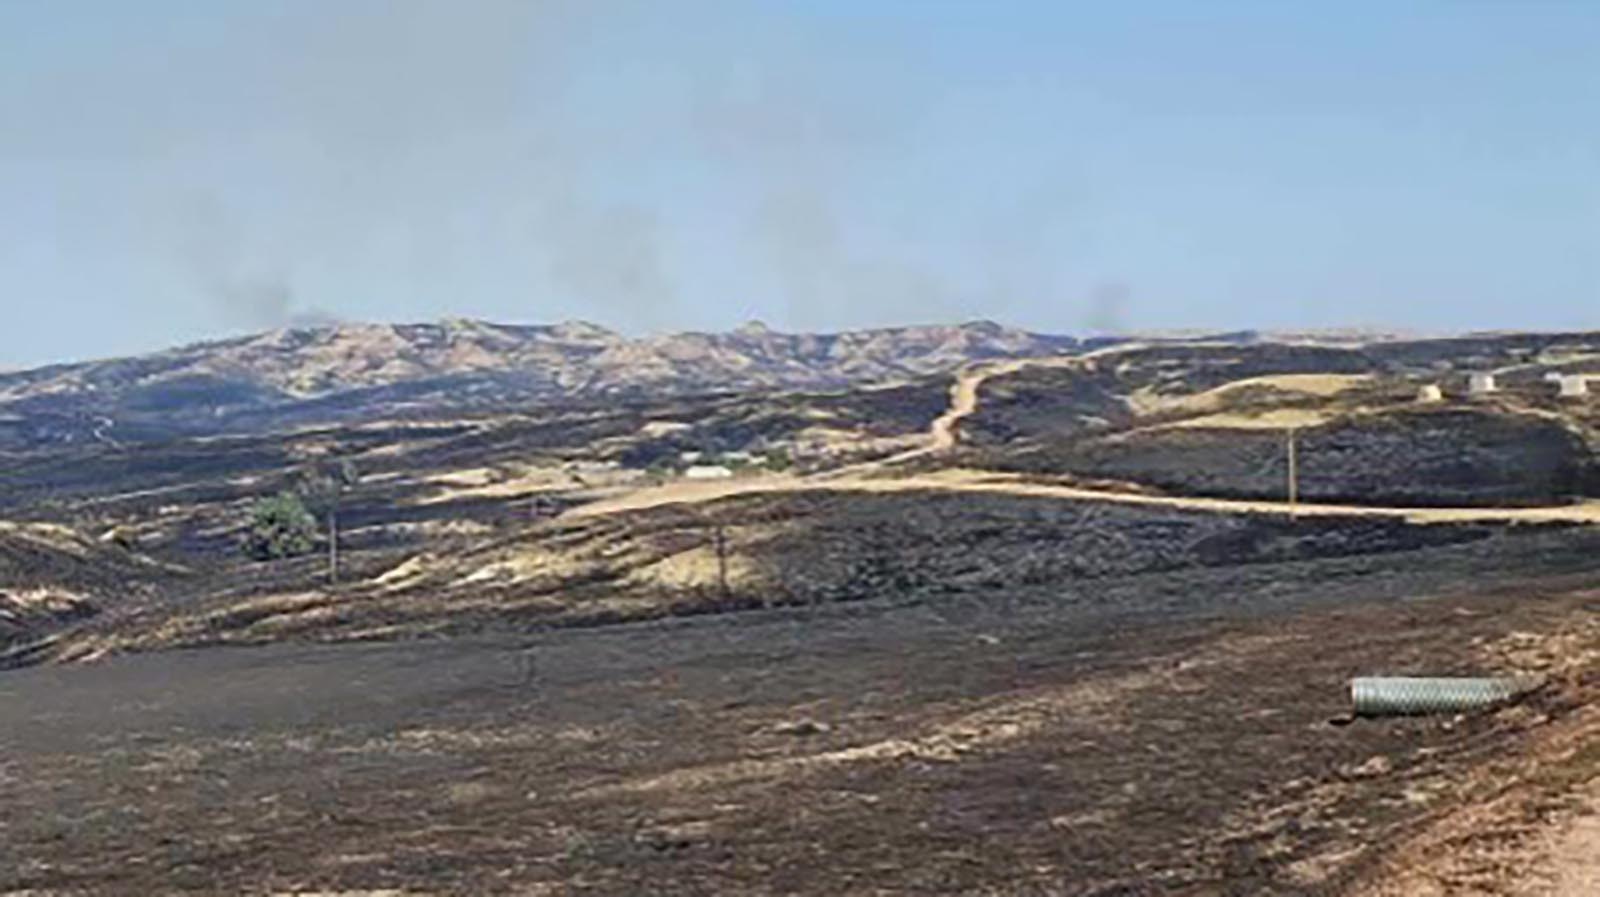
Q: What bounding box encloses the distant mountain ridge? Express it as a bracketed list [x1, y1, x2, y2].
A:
[0, 319, 1082, 445]
[11, 318, 1586, 451]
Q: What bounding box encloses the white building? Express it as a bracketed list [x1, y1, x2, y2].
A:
[1416, 383, 1444, 403]
[640, 420, 693, 438]
[1467, 372, 1498, 395]
[1556, 375, 1590, 398]
[564, 459, 619, 473]
[684, 464, 734, 480]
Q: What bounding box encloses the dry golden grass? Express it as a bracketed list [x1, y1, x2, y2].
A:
[0, 520, 96, 557]
[455, 548, 602, 588]
[1162, 407, 1335, 430]
[0, 587, 92, 618]
[373, 555, 434, 591]
[409, 462, 649, 506]
[1207, 372, 1372, 398]
[627, 542, 758, 590]
[569, 474, 804, 517]
[1126, 373, 1372, 418]
[419, 467, 499, 488]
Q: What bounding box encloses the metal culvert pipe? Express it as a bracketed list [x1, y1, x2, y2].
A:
[1350, 676, 1542, 717]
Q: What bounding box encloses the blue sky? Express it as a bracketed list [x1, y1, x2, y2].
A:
[1, 1, 1596, 366]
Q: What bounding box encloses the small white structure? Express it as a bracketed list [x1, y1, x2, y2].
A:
[1416, 383, 1444, 404]
[1556, 375, 1590, 398]
[640, 420, 693, 438]
[684, 464, 734, 480]
[1468, 372, 1498, 395]
[564, 459, 619, 473]
[721, 450, 756, 464]
[679, 450, 704, 463]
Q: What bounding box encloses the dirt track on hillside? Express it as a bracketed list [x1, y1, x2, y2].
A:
[570, 351, 1600, 526]
[570, 466, 1600, 525]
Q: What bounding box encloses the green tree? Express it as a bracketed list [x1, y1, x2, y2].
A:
[243, 491, 319, 561]
[763, 448, 793, 472]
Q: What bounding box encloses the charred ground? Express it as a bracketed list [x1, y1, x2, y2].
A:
[1, 327, 1597, 894]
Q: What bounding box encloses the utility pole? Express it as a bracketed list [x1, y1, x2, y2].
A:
[328, 503, 339, 585]
[712, 524, 730, 601]
[298, 458, 358, 587]
[1285, 426, 1299, 516]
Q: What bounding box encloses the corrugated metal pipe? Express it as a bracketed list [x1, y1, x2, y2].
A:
[1350, 675, 1542, 717]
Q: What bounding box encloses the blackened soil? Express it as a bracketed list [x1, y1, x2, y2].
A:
[2, 528, 1597, 895]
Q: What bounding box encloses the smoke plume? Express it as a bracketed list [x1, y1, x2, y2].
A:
[1086, 282, 1132, 334]
[138, 3, 1075, 338]
[172, 193, 338, 332]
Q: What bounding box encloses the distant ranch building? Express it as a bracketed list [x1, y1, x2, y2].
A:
[684, 464, 734, 480]
[640, 420, 693, 438]
[564, 459, 619, 473]
[1467, 372, 1498, 395]
[1555, 374, 1591, 398]
[1415, 383, 1444, 404]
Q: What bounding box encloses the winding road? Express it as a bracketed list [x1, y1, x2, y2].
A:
[569, 351, 1600, 526]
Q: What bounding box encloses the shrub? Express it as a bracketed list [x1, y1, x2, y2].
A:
[763, 448, 794, 472]
[243, 491, 319, 561]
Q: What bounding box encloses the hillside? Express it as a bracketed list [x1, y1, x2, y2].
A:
[0, 319, 1078, 447]
[3, 328, 1595, 664]
[0, 521, 177, 658]
[2, 324, 1598, 894]
[960, 335, 1600, 506]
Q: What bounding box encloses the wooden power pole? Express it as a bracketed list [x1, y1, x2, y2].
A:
[328, 505, 339, 585]
[1285, 426, 1299, 516]
[712, 524, 730, 600]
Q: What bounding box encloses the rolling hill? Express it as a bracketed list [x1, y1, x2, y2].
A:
[0, 319, 1080, 447]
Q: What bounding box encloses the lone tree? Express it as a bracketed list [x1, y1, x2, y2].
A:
[243, 491, 319, 561]
[296, 458, 360, 585]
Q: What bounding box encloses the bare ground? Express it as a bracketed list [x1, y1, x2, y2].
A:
[3, 530, 1596, 896]
[3, 341, 1597, 894]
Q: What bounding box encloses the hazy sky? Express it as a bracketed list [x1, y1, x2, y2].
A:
[2, 1, 1597, 366]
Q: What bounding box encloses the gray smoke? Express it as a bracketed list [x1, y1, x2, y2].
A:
[532, 190, 678, 331]
[151, 2, 1070, 336]
[689, 44, 1068, 332]
[748, 189, 965, 331]
[262, 0, 676, 329]
[1086, 282, 1132, 334]
[173, 194, 337, 332]
[206, 270, 343, 333]
[217, 275, 293, 331]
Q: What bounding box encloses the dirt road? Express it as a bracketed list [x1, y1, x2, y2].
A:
[571, 466, 1600, 525]
[813, 353, 1094, 476]
[571, 349, 1600, 526]
[902, 352, 1102, 457]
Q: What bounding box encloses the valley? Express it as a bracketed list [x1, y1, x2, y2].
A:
[2, 321, 1598, 894]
